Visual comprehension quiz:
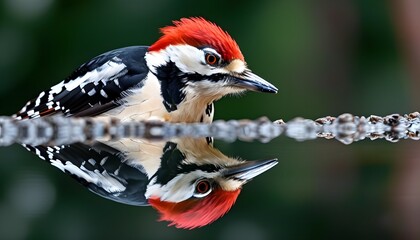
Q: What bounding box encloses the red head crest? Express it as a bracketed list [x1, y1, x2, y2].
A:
[149, 188, 241, 229]
[149, 17, 244, 61]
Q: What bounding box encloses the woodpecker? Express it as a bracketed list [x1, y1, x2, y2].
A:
[24, 138, 278, 229]
[13, 17, 277, 123]
[14, 17, 278, 229]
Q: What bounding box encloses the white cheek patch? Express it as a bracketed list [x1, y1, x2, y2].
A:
[169, 45, 214, 75]
[168, 45, 204, 73]
[145, 170, 219, 203]
[147, 45, 230, 76]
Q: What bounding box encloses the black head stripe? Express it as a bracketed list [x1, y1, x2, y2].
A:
[154, 60, 230, 112]
[155, 61, 187, 112]
[152, 142, 220, 185]
[153, 142, 186, 185]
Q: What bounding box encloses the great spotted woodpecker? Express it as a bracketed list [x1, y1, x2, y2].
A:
[24, 138, 278, 229]
[14, 17, 278, 228]
[13, 17, 277, 123]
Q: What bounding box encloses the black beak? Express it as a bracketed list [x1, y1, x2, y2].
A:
[223, 159, 278, 181]
[230, 71, 278, 93]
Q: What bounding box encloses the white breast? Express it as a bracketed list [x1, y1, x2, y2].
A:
[100, 72, 170, 122]
[98, 72, 215, 123]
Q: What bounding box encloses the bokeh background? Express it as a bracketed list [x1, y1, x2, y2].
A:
[0, 0, 419, 239]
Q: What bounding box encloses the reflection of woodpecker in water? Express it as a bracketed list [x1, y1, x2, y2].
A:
[24, 138, 277, 229]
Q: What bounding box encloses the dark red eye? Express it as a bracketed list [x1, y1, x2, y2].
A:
[205, 53, 219, 66]
[195, 179, 211, 194]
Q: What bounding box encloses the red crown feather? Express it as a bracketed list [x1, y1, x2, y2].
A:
[149, 188, 241, 229]
[149, 17, 244, 61]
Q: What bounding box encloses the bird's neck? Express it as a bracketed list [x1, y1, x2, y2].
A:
[171, 100, 215, 123]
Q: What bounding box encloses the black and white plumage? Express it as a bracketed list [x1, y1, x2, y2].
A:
[14, 17, 277, 123]
[24, 142, 150, 206]
[13, 18, 279, 228]
[23, 138, 277, 213]
[15, 46, 149, 120]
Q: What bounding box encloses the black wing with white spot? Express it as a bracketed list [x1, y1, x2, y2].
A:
[25, 142, 150, 206]
[15, 46, 149, 119]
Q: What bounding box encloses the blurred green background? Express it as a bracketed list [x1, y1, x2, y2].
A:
[1, 0, 420, 239]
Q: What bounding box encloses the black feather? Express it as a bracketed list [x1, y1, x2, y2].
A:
[25, 142, 150, 206]
[15, 46, 149, 119]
